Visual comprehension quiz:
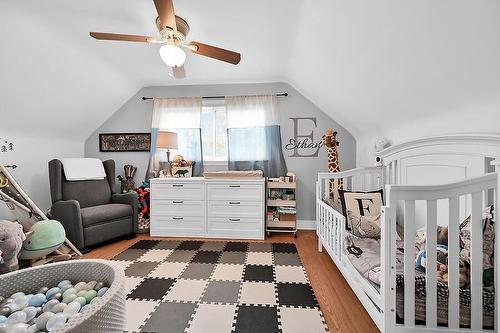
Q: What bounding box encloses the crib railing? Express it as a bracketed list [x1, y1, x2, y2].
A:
[382, 172, 498, 332]
[317, 167, 384, 198]
[317, 167, 385, 259]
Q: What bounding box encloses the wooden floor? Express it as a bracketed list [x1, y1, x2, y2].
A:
[83, 230, 379, 333]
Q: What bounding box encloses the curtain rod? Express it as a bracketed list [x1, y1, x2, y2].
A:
[141, 93, 288, 101]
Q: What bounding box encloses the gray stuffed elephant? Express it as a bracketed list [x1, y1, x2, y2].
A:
[0, 220, 25, 274]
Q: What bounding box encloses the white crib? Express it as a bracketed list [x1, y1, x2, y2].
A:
[316, 135, 500, 333]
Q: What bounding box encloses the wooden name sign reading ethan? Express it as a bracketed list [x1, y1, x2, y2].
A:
[285, 117, 323, 157]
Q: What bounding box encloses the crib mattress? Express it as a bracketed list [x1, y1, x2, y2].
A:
[343, 234, 495, 327]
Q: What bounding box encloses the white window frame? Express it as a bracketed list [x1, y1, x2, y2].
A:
[201, 99, 228, 165]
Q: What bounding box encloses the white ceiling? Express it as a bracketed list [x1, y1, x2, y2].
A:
[1, 0, 499, 144]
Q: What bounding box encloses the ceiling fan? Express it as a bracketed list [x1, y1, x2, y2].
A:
[89, 0, 241, 78]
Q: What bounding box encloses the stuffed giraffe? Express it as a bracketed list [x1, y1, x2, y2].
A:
[322, 129, 342, 196]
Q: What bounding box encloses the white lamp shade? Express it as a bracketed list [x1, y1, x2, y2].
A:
[159, 44, 186, 68]
[156, 131, 178, 150]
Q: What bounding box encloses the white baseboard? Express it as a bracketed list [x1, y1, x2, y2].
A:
[297, 219, 316, 230]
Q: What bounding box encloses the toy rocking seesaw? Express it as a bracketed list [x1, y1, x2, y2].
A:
[0, 165, 82, 267]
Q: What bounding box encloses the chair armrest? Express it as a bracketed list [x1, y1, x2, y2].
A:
[51, 200, 84, 249]
[112, 192, 139, 233]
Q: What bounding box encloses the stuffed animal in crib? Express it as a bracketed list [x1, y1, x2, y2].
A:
[0, 220, 25, 273]
[415, 225, 449, 251]
[436, 259, 470, 288]
[18, 220, 65, 260]
[415, 244, 448, 272]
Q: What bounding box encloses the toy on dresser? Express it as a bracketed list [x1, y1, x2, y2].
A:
[170, 155, 193, 177]
[0, 220, 25, 274]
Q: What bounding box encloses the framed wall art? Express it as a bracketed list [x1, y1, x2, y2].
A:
[99, 133, 151, 152]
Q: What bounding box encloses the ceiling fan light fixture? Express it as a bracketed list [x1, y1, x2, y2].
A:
[159, 44, 186, 67]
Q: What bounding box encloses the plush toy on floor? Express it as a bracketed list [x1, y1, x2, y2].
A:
[0, 220, 25, 273]
[19, 220, 66, 260]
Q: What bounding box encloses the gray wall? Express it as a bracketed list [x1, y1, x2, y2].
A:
[85, 82, 356, 222]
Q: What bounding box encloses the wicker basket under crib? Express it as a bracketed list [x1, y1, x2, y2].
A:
[0, 259, 126, 333]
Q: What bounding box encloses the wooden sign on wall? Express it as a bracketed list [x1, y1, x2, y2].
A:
[99, 133, 151, 152]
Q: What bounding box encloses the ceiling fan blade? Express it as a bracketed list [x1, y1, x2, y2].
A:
[171, 65, 186, 79]
[154, 0, 177, 31]
[187, 41, 241, 65]
[89, 32, 156, 43]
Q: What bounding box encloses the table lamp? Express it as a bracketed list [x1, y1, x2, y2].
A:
[156, 131, 178, 175]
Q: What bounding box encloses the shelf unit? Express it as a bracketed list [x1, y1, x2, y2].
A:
[266, 177, 297, 237]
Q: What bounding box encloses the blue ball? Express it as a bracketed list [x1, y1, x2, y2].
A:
[0, 315, 6, 324]
[46, 287, 61, 299]
[28, 293, 47, 307]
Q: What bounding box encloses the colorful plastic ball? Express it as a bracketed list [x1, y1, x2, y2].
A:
[61, 288, 77, 299]
[62, 294, 77, 304]
[28, 294, 46, 307]
[42, 300, 59, 313]
[83, 290, 97, 303]
[50, 303, 66, 314]
[59, 284, 73, 294]
[57, 280, 71, 288]
[6, 310, 27, 325]
[34, 312, 54, 331]
[62, 301, 81, 317]
[74, 297, 87, 307]
[46, 313, 67, 332]
[4, 322, 29, 333]
[22, 307, 38, 322]
[36, 287, 49, 295]
[97, 287, 108, 297]
[45, 288, 60, 300]
[0, 307, 11, 317]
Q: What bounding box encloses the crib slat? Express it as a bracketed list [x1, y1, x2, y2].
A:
[470, 191, 483, 331]
[448, 197, 460, 329]
[404, 200, 416, 326]
[425, 200, 438, 328]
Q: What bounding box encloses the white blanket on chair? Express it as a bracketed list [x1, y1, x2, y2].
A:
[60, 158, 106, 181]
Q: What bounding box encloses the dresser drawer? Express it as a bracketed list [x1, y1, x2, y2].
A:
[207, 184, 263, 201]
[208, 200, 262, 218]
[151, 182, 204, 200]
[150, 216, 204, 236]
[152, 200, 204, 217]
[208, 217, 263, 237]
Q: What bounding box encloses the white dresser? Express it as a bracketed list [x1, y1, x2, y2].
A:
[150, 177, 265, 240]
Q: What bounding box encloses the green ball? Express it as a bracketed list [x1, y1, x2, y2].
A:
[62, 288, 77, 299]
[84, 290, 97, 303]
[76, 290, 87, 297]
[74, 297, 87, 307]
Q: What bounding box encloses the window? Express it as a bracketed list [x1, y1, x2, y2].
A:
[201, 101, 228, 163]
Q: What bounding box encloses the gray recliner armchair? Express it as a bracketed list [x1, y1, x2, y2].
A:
[48, 159, 138, 250]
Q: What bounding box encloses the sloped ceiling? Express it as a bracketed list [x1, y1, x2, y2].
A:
[1, 1, 499, 146]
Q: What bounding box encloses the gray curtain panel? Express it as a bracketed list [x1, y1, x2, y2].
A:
[227, 125, 287, 178]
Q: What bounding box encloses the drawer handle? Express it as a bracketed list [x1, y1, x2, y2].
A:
[229, 218, 240, 222]
[172, 184, 184, 187]
[173, 201, 184, 204]
[229, 185, 240, 188]
[229, 201, 241, 205]
[172, 217, 184, 220]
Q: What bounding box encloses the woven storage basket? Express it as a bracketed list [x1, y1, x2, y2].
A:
[0, 259, 126, 333]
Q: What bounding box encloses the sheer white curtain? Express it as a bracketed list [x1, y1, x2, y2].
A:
[147, 97, 203, 178]
[225, 95, 287, 177]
